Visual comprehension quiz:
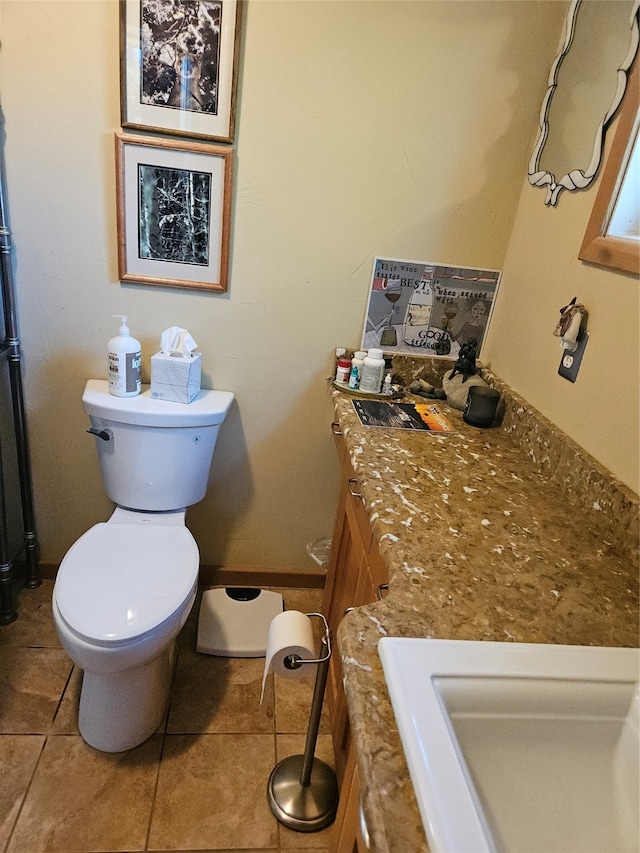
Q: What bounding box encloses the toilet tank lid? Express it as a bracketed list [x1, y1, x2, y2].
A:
[83, 380, 234, 427]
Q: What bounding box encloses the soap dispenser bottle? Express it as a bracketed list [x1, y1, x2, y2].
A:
[108, 315, 141, 397]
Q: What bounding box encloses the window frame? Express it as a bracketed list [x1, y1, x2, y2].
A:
[579, 58, 639, 275]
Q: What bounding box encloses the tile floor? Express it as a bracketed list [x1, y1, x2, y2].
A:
[0, 581, 334, 853]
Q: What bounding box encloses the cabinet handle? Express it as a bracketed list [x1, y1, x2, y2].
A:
[376, 583, 389, 601]
[347, 478, 362, 499]
[331, 421, 343, 435]
[344, 606, 356, 616]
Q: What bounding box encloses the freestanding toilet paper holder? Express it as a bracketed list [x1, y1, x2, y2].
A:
[267, 611, 339, 832]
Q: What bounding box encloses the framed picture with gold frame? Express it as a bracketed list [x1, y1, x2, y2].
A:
[115, 133, 233, 292]
[120, 0, 242, 144]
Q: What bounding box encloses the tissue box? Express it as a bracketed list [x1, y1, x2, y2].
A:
[150, 352, 202, 403]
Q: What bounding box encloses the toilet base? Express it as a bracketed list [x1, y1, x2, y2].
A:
[78, 641, 175, 752]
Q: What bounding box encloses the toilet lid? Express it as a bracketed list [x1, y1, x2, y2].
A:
[55, 522, 199, 646]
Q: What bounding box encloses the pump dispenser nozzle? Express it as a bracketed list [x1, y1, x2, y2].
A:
[113, 315, 131, 337]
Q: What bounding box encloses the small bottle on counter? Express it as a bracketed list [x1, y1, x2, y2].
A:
[359, 348, 385, 393]
[383, 373, 393, 395]
[335, 356, 352, 384]
[348, 350, 366, 390]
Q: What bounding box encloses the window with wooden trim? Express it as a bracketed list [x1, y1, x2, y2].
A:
[579, 59, 639, 275]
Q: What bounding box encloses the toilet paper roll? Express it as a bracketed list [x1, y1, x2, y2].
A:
[260, 610, 316, 703]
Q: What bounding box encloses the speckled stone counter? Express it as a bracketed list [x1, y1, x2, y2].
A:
[332, 360, 639, 853]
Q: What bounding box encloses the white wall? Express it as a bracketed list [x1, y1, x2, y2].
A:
[0, 0, 578, 569]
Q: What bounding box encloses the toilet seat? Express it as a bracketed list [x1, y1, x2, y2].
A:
[55, 522, 199, 647]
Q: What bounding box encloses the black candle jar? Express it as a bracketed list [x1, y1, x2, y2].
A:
[463, 386, 500, 428]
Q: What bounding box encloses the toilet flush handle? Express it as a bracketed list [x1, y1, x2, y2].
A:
[86, 428, 112, 441]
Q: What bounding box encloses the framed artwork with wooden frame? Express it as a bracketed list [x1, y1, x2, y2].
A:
[579, 58, 639, 275]
[120, 0, 242, 144]
[115, 133, 233, 292]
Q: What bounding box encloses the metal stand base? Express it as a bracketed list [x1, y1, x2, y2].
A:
[267, 754, 338, 832]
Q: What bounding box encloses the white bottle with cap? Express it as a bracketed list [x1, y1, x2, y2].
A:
[107, 315, 141, 397]
[348, 350, 367, 390]
[359, 348, 385, 393]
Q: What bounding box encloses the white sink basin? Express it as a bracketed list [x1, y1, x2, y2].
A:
[378, 638, 639, 853]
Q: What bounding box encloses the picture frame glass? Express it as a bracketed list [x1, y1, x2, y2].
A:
[138, 163, 213, 266]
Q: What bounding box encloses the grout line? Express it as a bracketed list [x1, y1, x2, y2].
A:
[3, 733, 48, 853]
[49, 661, 76, 732]
[143, 730, 166, 852]
[143, 644, 180, 851]
[272, 729, 283, 851]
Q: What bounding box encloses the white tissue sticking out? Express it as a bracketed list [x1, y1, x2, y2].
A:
[160, 326, 197, 358]
[260, 610, 316, 703]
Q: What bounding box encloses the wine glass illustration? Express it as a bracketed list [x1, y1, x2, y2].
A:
[380, 278, 402, 346]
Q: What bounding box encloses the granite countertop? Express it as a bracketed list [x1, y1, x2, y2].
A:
[331, 363, 639, 853]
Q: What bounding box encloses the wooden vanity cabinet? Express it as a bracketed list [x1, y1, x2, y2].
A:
[331, 748, 369, 853]
[324, 424, 387, 851]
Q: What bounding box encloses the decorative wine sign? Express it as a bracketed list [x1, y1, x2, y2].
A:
[361, 257, 501, 360]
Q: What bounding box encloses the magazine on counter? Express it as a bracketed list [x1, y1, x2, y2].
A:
[352, 400, 456, 432]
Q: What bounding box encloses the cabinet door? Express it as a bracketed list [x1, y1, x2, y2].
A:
[324, 463, 382, 781]
[323, 428, 389, 776]
[325, 482, 370, 782]
[367, 536, 388, 602]
[324, 428, 388, 851]
[330, 747, 369, 853]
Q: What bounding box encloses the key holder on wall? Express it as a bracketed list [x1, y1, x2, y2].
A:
[266, 612, 339, 832]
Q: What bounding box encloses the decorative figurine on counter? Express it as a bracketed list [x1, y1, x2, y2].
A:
[554, 297, 586, 352]
[448, 338, 478, 382]
[407, 378, 446, 400]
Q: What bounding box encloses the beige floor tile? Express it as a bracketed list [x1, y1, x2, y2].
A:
[274, 734, 337, 851]
[0, 580, 60, 649]
[7, 734, 162, 853]
[274, 670, 331, 736]
[278, 589, 323, 615]
[167, 649, 275, 733]
[148, 733, 278, 851]
[0, 735, 44, 849]
[50, 666, 82, 734]
[0, 647, 72, 734]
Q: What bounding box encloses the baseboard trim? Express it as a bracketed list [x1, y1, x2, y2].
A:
[12, 560, 57, 581]
[15, 560, 326, 590]
[199, 565, 325, 589]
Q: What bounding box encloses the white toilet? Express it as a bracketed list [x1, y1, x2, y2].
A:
[52, 379, 234, 752]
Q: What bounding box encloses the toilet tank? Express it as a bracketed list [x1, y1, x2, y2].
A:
[82, 380, 234, 512]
